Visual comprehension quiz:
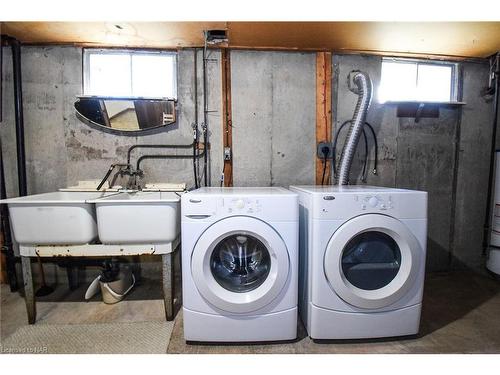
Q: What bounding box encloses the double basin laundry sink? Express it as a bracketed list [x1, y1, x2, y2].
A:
[1, 191, 181, 246]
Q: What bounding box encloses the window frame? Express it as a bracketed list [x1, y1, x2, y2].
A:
[82, 48, 178, 100]
[380, 57, 460, 103]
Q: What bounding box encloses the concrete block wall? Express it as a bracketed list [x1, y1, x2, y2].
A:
[0, 46, 496, 282]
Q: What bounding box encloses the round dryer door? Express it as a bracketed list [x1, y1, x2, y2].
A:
[191, 216, 290, 314]
[324, 214, 422, 309]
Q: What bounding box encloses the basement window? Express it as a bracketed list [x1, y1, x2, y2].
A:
[83, 49, 177, 99]
[378, 58, 459, 103]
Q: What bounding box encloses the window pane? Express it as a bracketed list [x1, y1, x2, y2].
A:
[132, 54, 175, 98]
[87, 53, 131, 97]
[84, 50, 177, 99]
[416, 64, 452, 102]
[379, 61, 418, 102]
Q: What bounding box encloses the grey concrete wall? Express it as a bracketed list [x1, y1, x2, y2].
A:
[231, 51, 316, 186]
[0, 46, 495, 279]
[332, 54, 493, 271]
[453, 62, 497, 269]
[0, 46, 222, 283]
[1, 47, 222, 196]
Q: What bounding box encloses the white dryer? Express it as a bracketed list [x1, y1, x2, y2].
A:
[289, 185, 427, 340]
[181, 187, 298, 342]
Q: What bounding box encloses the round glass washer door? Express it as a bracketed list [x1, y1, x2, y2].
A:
[191, 216, 290, 314]
[324, 214, 422, 309]
[341, 231, 401, 291]
[210, 234, 271, 293]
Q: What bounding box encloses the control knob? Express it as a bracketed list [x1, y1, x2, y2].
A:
[368, 196, 378, 207]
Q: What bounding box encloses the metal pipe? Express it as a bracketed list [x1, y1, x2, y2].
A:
[193, 49, 199, 189]
[337, 71, 373, 185]
[136, 149, 206, 172]
[1, 36, 3, 122]
[124, 141, 204, 190]
[202, 32, 209, 186]
[0, 36, 24, 291]
[126, 143, 194, 166]
[0, 137, 19, 291]
[483, 52, 500, 255]
[194, 49, 199, 128]
[193, 140, 198, 189]
[11, 39, 27, 196]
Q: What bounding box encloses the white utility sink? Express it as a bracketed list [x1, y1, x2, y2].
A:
[0, 191, 118, 245]
[89, 191, 181, 244]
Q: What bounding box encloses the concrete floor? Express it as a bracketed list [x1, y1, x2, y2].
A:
[1, 270, 499, 354]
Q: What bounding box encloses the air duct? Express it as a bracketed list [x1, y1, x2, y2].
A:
[337, 70, 373, 185]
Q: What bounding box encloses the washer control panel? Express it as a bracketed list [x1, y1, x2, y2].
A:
[357, 194, 394, 211]
[224, 197, 263, 214]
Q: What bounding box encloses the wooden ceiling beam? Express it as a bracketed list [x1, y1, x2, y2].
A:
[1, 22, 499, 59]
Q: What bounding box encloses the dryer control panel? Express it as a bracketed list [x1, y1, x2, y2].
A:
[223, 197, 263, 214]
[358, 194, 394, 211]
[315, 193, 398, 220]
[301, 187, 427, 220]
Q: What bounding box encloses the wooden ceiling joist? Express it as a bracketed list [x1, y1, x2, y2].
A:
[1, 21, 499, 59]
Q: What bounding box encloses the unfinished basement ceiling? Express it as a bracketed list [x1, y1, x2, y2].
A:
[1, 21, 500, 59]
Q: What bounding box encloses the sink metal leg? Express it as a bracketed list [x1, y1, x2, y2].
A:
[21, 256, 36, 324]
[133, 255, 142, 285]
[162, 253, 174, 321]
[66, 265, 79, 290]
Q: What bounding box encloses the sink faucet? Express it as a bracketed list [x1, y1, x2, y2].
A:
[127, 170, 144, 191]
[96, 163, 129, 191]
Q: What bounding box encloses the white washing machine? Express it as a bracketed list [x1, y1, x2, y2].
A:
[181, 187, 298, 342]
[289, 185, 427, 340]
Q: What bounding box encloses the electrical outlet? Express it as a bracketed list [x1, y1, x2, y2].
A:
[317, 142, 333, 159]
[224, 147, 232, 161]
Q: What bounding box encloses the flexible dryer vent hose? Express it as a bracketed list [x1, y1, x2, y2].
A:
[337, 70, 373, 185]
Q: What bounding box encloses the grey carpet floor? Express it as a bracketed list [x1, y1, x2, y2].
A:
[1, 321, 174, 354]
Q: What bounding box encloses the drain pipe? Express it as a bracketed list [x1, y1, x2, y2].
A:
[202, 32, 209, 186]
[0, 36, 3, 122]
[0, 137, 19, 292]
[337, 70, 373, 185]
[9, 37, 28, 197]
[193, 48, 200, 189]
[483, 52, 500, 256]
[0, 35, 27, 291]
